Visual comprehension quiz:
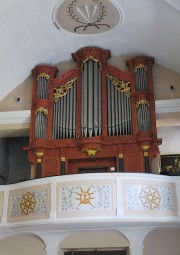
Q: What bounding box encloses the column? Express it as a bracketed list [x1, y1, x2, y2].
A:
[129, 245, 143, 255]
[38, 233, 69, 255]
[35, 151, 44, 178]
[119, 227, 155, 255]
[61, 157, 66, 175]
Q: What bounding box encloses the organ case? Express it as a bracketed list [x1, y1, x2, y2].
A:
[25, 47, 161, 177]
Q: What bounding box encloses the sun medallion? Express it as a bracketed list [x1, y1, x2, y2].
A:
[75, 187, 95, 206]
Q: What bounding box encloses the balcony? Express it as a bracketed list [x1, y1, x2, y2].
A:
[0, 173, 179, 231]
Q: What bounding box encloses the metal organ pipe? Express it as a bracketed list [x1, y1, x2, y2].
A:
[137, 102, 151, 132]
[81, 59, 102, 138]
[52, 80, 77, 139]
[135, 66, 148, 91]
[35, 110, 48, 138]
[107, 76, 132, 136]
[37, 75, 49, 99]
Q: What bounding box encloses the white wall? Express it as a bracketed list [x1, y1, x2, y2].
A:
[158, 126, 180, 155]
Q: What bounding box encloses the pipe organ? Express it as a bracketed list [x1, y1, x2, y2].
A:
[25, 47, 161, 177]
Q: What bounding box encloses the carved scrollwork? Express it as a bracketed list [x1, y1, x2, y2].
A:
[134, 64, 147, 72]
[136, 99, 150, 109]
[37, 72, 50, 81]
[107, 74, 131, 96]
[81, 147, 102, 158]
[53, 78, 77, 102]
[81, 56, 102, 70]
[35, 107, 48, 117]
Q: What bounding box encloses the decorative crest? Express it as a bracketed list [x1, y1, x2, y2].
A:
[35, 107, 48, 117]
[107, 74, 131, 96]
[134, 64, 147, 72]
[136, 99, 150, 109]
[81, 147, 102, 158]
[54, 78, 77, 102]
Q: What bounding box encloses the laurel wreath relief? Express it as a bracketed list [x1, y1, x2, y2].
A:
[67, 0, 110, 32]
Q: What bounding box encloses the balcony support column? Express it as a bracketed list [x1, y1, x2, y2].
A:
[45, 246, 59, 255]
[118, 227, 155, 255]
[37, 233, 69, 255]
[129, 245, 143, 255]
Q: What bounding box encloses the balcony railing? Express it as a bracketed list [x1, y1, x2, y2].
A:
[0, 173, 179, 230]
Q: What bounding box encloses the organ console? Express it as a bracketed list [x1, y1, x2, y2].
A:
[25, 46, 162, 177]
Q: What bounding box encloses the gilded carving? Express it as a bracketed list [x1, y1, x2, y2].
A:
[141, 145, 150, 157]
[35, 151, 44, 163]
[139, 186, 161, 210]
[81, 147, 102, 158]
[136, 99, 150, 109]
[119, 153, 124, 158]
[107, 74, 131, 96]
[20, 192, 37, 215]
[37, 72, 50, 81]
[134, 64, 147, 72]
[75, 187, 95, 206]
[35, 107, 48, 117]
[81, 56, 102, 70]
[54, 78, 77, 102]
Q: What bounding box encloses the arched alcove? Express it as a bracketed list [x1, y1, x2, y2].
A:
[144, 227, 180, 255]
[59, 230, 129, 251]
[0, 233, 46, 255]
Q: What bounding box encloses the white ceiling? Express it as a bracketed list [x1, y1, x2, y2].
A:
[0, 0, 180, 102]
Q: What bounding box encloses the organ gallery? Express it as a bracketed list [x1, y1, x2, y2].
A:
[25, 47, 162, 177]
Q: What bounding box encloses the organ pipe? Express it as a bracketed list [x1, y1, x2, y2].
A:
[81, 59, 102, 137]
[52, 79, 77, 139]
[134, 64, 148, 91]
[107, 75, 132, 136]
[37, 73, 50, 99]
[35, 107, 48, 138]
[136, 99, 151, 132]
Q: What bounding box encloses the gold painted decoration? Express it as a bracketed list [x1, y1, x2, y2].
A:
[81, 147, 102, 158]
[139, 186, 161, 210]
[20, 192, 37, 215]
[141, 145, 150, 151]
[35, 107, 48, 117]
[119, 153, 124, 158]
[136, 99, 150, 109]
[35, 151, 44, 163]
[134, 64, 147, 72]
[107, 74, 131, 96]
[81, 56, 102, 70]
[54, 78, 77, 102]
[37, 72, 50, 81]
[141, 145, 150, 157]
[61, 157, 66, 161]
[75, 187, 95, 206]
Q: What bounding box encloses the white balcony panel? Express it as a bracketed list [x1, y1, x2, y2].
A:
[0, 173, 179, 231]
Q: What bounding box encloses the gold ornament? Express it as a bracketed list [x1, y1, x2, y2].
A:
[35, 107, 48, 117]
[136, 99, 150, 109]
[54, 78, 77, 102]
[81, 56, 102, 70]
[35, 151, 44, 163]
[37, 72, 50, 81]
[75, 187, 95, 206]
[81, 147, 102, 158]
[20, 192, 37, 215]
[134, 64, 147, 72]
[107, 74, 131, 96]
